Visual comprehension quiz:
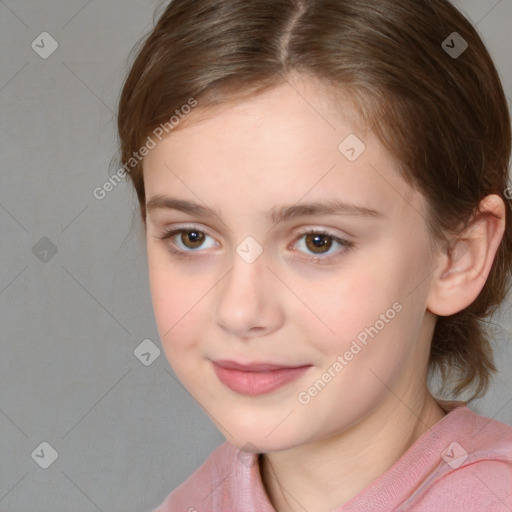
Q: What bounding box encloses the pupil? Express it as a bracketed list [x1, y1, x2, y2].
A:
[313, 235, 326, 246]
[182, 230, 204, 248]
[307, 233, 332, 254]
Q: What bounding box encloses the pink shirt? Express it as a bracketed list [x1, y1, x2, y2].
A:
[153, 401, 512, 511]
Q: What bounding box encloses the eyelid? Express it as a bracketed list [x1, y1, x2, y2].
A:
[155, 223, 218, 252]
[156, 223, 355, 262]
[155, 223, 215, 238]
[288, 227, 354, 264]
[289, 224, 353, 242]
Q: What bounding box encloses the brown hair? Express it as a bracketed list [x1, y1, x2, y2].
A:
[116, 0, 512, 401]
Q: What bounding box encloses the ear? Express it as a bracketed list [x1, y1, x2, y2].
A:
[427, 194, 506, 316]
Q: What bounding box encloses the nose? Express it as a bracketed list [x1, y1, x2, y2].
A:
[214, 250, 284, 339]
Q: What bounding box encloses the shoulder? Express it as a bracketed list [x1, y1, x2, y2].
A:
[152, 441, 240, 512]
[409, 406, 512, 511]
[444, 405, 512, 456]
[441, 458, 512, 486]
[411, 459, 512, 511]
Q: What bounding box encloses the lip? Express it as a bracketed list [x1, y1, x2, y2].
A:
[212, 359, 312, 396]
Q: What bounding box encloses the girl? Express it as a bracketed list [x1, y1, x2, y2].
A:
[116, 0, 512, 510]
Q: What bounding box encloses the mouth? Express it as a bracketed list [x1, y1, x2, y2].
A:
[212, 359, 313, 396]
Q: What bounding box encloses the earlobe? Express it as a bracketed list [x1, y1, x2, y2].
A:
[427, 194, 506, 316]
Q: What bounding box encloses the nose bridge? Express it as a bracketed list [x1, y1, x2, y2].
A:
[214, 242, 282, 336]
[222, 245, 269, 303]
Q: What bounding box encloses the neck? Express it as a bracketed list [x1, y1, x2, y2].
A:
[259, 390, 447, 512]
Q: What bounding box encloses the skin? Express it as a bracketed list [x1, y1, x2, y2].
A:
[142, 74, 505, 511]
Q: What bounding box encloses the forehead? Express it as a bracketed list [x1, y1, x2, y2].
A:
[171, 74, 365, 138]
[142, 77, 424, 224]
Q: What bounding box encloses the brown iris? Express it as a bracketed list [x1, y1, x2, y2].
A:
[305, 233, 332, 254]
[180, 230, 205, 249]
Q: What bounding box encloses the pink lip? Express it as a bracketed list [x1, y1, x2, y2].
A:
[212, 359, 312, 396]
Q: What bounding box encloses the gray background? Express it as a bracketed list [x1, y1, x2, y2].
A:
[0, 1, 511, 511]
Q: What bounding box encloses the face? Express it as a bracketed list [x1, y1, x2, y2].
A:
[143, 75, 438, 453]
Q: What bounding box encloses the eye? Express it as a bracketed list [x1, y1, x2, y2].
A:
[157, 225, 217, 257]
[292, 229, 354, 264]
[155, 225, 355, 264]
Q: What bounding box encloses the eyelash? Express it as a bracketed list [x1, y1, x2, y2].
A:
[156, 225, 355, 264]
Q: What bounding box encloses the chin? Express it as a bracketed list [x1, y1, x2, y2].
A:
[218, 419, 308, 454]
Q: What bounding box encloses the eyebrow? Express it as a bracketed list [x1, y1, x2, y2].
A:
[145, 195, 384, 223]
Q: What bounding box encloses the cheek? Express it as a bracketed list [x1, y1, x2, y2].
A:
[293, 247, 419, 377]
[147, 248, 208, 355]
[317, 245, 431, 384]
[289, 263, 394, 352]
